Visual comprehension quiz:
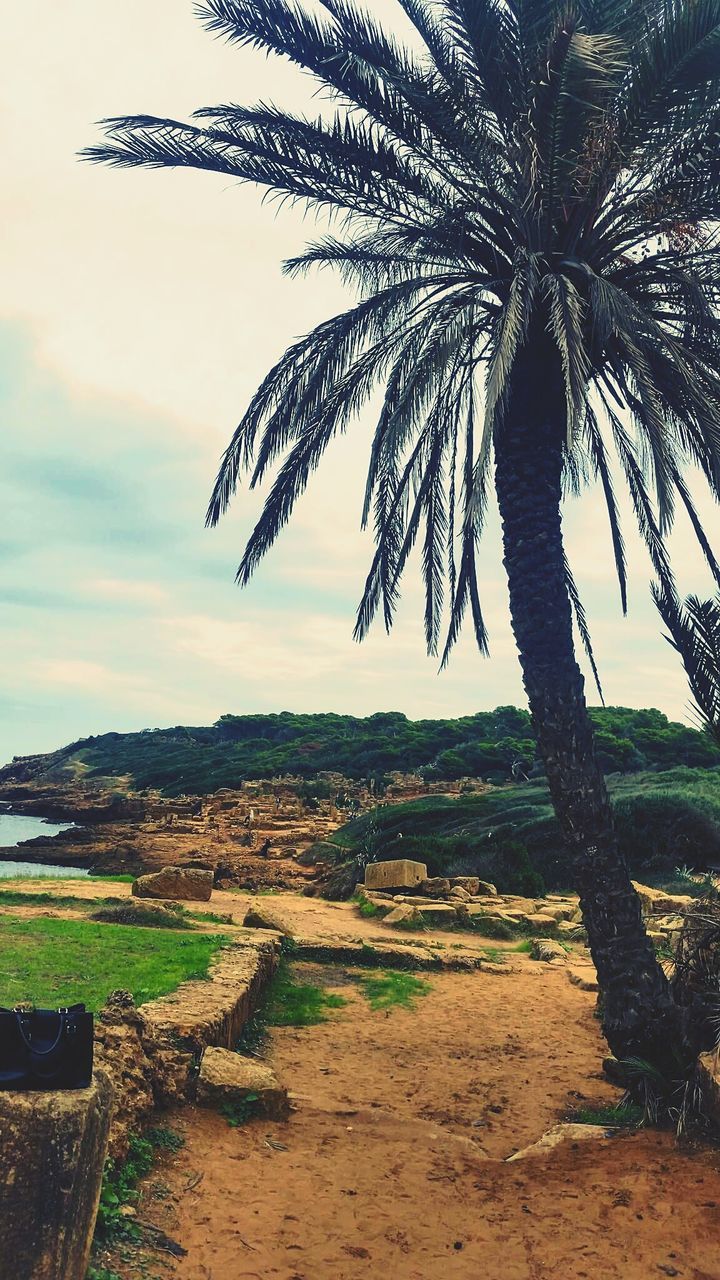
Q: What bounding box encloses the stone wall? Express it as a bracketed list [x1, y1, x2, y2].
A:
[95, 936, 280, 1159]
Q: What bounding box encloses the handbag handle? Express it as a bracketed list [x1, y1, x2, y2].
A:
[14, 1011, 68, 1056]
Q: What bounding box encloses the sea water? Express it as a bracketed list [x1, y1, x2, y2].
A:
[0, 810, 87, 878]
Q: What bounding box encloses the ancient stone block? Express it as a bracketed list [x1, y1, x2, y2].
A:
[132, 866, 213, 901]
[418, 877, 451, 898]
[197, 1047, 289, 1119]
[243, 902, 295, 936]
[0, 1070, 113, 1280]
[364, 859, 427, 891]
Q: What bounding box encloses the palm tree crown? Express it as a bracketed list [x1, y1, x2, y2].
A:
[86, 0, 720, 665]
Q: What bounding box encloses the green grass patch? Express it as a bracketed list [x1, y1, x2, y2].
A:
[88, 874, 136, 884]
[358, 969, 431, 1012]
[0, 915, 228, 1010]
[263, 959, 347, 1027]
[0, 888, 104, 910]
[188, 909, 235, 925]
[480, 947, 508, 964]
[569, 1102, 644, 1128]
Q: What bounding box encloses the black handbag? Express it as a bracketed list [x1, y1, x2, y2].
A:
[0, 1004, 94, 1090]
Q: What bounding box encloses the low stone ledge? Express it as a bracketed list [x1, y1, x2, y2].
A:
[95, 938, 281, 1158]
[141, 936, 280, 1055]
[292, 935, 484, 972]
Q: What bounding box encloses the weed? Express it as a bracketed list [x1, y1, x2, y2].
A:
[87, 1268, 122, 1280]
[220, 1094, 261, 1128]
[569, 1102, 644, 1128]
[359, 970, 431, 1012]
[264, 959, 346, 1026]
[95, 1126, 184, 1245]
[144, 1126, 184, 1154]
[512, 939, 533, 953]
[481, 948, 508, 964]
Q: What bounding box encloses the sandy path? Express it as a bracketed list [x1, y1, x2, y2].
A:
[104, 960, 720, 1280]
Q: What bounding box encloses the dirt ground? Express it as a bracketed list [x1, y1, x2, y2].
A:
[6, 877, 720, 1278]
[96, 954, 720, 1280]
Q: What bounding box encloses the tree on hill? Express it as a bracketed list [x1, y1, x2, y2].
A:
[87, 2, 720, 1094]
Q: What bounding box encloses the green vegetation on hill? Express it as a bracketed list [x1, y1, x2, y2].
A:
[327, 767, 720, 892]
[9, 706, 718, 796]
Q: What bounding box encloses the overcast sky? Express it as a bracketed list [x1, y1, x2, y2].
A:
[0, 2, 716, 764]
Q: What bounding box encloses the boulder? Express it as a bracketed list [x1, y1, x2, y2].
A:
[418, 877, 452, 899]
[475, 879, 499, 897]
[519, 912, 558, 936]
[383, 905, 423, 928]
[364, 859, 427, 891]
[132, 866, 213, 902]
[530, 938, 567, 963]
[0, 1070, 113, 1280]
[449, 886, 472, 903]
[197, 1048, 289, 1119]
[450, 876, 481, 895]
[244, 902, 295, 937]
[632, 881, 694, 918]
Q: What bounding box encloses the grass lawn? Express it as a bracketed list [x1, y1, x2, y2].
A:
[0, 915, 229, 1010]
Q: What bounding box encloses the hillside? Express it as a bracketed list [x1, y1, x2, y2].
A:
[1, 706, 719, 796]
[323, 767, 720, 892]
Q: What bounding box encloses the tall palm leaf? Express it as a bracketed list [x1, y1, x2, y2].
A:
[655, 587, 720, 744]
[85, 0, 720, 1077]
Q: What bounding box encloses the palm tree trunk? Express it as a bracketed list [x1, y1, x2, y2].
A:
[495, 336, 685, 1071]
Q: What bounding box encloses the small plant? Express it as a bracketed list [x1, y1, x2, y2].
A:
[359, 970, 431, 1012]
[481, 948, 508, 964]
[145, 1125, 185, 1154]
[355, 895, 380, 918]
[87, 1268, 122, 1280]
[96, 1134, 154, 1241]
[220, 1093, 261, 1127]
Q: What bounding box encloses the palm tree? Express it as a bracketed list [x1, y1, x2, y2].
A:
[85, 0, 720, 1078]
[655, 587, 720, 745]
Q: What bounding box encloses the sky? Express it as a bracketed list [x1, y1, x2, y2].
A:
[0, 2, 717, 765]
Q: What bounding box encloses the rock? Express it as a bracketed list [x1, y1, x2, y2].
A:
[449, 886, 472, 902]
[132, 866, 213, 902]
[414, 903, 459, 926]
[418, 877, 452, 899]
[567, 966, 599, 992]
[197, 1047, 289, 1119]
[383, 905, 423, 928]
[475, 879, 499, 897]
[0, 1070, 113, 1279]
[450, 877, 480, 895]
[632, 882, 694, 918]
[364, 859, 427, 891]
[519, 912, 559, 935]
[557, 919, 586, 939]
[537, 902, 576, 922]
[530, 938, 567, 963]
[507, 1122, 614, 1161]
[244, 902, 295, 936]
